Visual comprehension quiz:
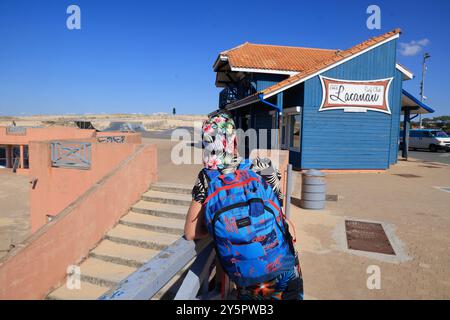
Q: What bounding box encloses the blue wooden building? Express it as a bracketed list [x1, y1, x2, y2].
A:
[212, 29, 434, 170]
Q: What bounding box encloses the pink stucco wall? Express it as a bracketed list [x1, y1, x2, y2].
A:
[0, 143, 157, 300]
[29, 136, 142, 232]
[0, 126, 142, 145]
[0, 126, 96, 145]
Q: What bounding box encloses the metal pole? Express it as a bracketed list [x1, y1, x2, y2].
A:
[419, 53, 431, 129]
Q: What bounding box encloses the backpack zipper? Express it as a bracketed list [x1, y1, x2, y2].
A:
[211, 198, 264, 242]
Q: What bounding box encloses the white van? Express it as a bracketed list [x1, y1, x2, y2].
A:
[401, 129, 450, 152]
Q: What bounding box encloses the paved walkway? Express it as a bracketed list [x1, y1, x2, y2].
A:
[0, 170, 29, 259]
[290, 159, 450, 299]
[143, 137, 202, 185]
[404, 150, 450, 165]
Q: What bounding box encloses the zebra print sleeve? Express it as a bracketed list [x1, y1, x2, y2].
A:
[251, 157, 283, 203]
[192, 170, 209, 203]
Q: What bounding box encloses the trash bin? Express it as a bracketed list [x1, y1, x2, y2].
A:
[300, 169, 326, 210]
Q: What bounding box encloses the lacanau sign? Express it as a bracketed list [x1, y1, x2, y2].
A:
[319, 76, 393, 114]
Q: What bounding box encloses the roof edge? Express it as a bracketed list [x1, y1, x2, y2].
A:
[402, 89, 435, 114]
[262, 29, 402, 99]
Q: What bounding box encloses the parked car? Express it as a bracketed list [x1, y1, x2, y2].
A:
[399, 129, 450, 152]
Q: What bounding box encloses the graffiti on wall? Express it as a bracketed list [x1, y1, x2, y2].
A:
[97, 136, 126, 144]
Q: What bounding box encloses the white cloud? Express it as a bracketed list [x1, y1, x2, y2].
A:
[417, 38, 430, 46]
[399, 38, 430, 56]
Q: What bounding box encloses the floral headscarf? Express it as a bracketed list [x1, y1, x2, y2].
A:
[202, 112, 242, 174]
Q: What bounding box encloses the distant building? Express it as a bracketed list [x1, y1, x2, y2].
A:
[0, 125, 136, 174]
[0, 126, 87, 173]
[212, 29, 434, 169]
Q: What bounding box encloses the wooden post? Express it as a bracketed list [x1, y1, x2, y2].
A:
[6, 145, 12, 168]
[285, 164, 293, 218]
[276, 93, 283, 150]
[402, 108, 410, 160]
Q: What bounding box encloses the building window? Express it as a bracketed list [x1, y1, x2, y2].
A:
[289, 114, 301, 150]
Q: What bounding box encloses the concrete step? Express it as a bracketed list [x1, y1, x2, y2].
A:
[120, 212, 185, 235]
[47, 281, 110, 300]
[78, 258, 137, 288]
[89, 240, 160, 268]
[142, 190, 192, 206]
[150, 182, 192, 195]
[105, 224, 180, 250]
[131, 200, 188, 220]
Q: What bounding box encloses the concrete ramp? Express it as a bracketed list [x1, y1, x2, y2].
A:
[46, 182, 192, 300]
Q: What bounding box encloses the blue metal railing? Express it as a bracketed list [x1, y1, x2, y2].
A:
[218, 85, 256, 109]
[219, 87, 239, 108]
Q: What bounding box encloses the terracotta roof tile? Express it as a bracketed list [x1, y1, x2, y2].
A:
[219, 43, 338, 72]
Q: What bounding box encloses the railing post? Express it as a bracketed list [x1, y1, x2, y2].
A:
[285, 163, 293, 219]
[174, 243, 215, 300]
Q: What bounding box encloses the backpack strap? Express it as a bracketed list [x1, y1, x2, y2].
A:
[203, 168, 220, 182]
[238, 159, 252, 171]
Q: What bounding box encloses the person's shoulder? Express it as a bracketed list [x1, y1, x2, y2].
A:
[250, 156, 276, 171]
[197, 168, 208, 180]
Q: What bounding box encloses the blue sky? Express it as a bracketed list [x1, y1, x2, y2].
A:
[0, 0, 449, 116]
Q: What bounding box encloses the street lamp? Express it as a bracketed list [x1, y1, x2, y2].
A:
[419, 52, 431, 128]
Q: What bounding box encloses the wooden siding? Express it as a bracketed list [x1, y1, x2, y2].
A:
[301, 40, 400, 169]
[252, 74, 288, 92]
[253, 104, 274, 149]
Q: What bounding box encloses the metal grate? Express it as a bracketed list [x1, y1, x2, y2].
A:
[345, 220, 395, 255]
[326, 194, 338, 201]
[51, 141, 91, 169]
[393, 174, 422, 178]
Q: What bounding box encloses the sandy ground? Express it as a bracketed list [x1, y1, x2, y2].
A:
[289, 158, 450, 299]
[0, 171, 29, 259]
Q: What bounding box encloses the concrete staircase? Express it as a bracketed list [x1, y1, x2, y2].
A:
[46, 182, 192, 300]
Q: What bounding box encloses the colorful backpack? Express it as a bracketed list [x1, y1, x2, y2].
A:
[203, 159, 296, 287]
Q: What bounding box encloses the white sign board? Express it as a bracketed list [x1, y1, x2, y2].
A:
[319, 76, 393, 114]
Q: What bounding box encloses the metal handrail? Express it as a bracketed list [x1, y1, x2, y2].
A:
[99, 237, 212, 300]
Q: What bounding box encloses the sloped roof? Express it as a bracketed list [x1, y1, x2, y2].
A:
[261, 28, 402, 98]
[223, 29, 402, 110]
[217, 43, 338, 73]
